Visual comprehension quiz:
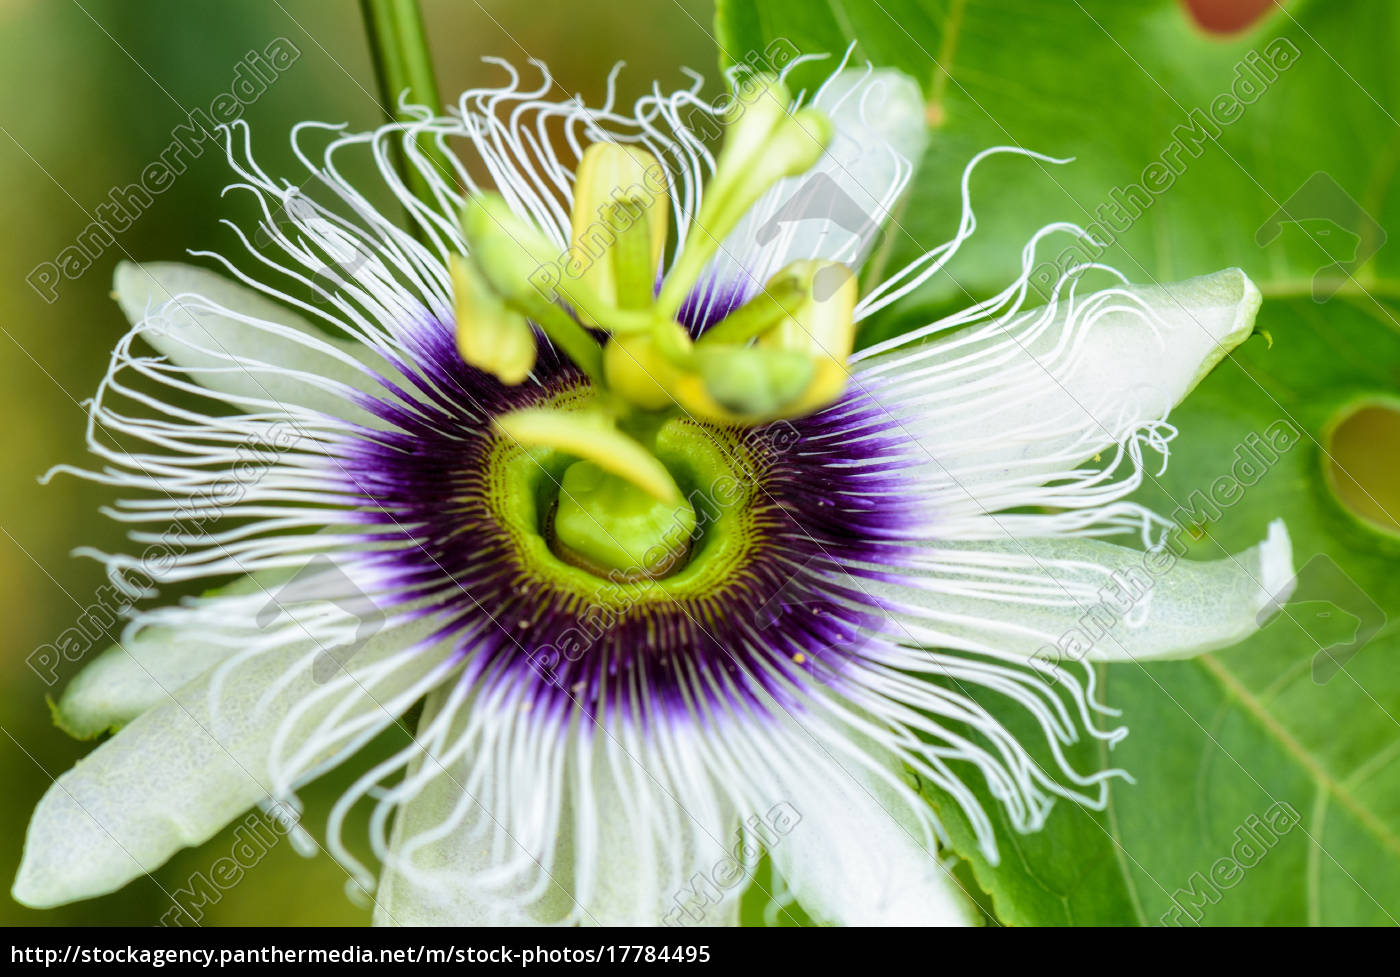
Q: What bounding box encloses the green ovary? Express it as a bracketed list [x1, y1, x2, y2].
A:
[485, 393, 765, 609]
[553, 461, 698, 579]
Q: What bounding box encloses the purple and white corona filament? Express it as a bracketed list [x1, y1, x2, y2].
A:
[15, 56, 1293, 926]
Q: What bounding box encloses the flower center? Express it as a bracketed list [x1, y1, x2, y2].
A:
[448, 74, 864, 585]
[346, 350, 910, 712]
[486, 385, 765, 596]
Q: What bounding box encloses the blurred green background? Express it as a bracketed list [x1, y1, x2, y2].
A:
[3, 0, 1398, 927]
[0, 0, 718, 926]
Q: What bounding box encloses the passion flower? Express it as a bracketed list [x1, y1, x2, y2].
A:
[14, 57, 1291, 927]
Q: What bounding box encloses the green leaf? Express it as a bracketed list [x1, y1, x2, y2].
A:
[916, 701, 1144, 925]
[719, 0, 1400, 925]
[1112, 294, 1400, 926]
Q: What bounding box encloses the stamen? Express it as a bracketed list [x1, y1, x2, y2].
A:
[668, 260, 858, 423]
[449, 253, 536, 384]
[654, 78, 833, 319]
[568, 143, 669, 310]
[697, 272, 808, 347]
[753, 258, 858, 415]
[447, 77, 848, 435]
[458, 195, 606, 382]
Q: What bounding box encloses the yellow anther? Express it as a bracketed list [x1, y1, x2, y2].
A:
[755, 259, 858, 416]
[569, 143, 670, 309]
[449, 254, 536, 384]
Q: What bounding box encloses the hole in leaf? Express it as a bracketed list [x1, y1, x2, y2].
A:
[1326, 402, 1400, 535]
[1181, 0, 1274, 34]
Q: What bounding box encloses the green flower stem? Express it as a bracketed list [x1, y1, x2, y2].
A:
[526, 303, 607, 384]
[359, 0, 454, 211]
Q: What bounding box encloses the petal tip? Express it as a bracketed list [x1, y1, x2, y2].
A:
[1184, 266, 1262, 346]
[1258, 517, 1295, 611]
[11, 832, 85, 910]
[111, 260, 141, 313]
[1222, 266, 1263, 344]
[1173, 267, 1265, 397]
[11, 864, 46, 910]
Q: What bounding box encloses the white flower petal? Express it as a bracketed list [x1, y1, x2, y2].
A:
[581, 750, 742, 927]
[373, 777, 575, 926]
[701, 68, 927, 301]
[55, 628, 222, 741]
[373, 689, 574, 927]
[373, 768, 710, 927]
[766, 747, 978, 926]
[861, 268, 1263, 495]
[113, 261, 383, 419]
[375, 688, 741, 927]
[880, 519, 1294, 664]
[55, 573, 281, 739]
[13, 610, 445, 908]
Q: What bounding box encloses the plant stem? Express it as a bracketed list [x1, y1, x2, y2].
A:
[359, 0, 453, 210]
